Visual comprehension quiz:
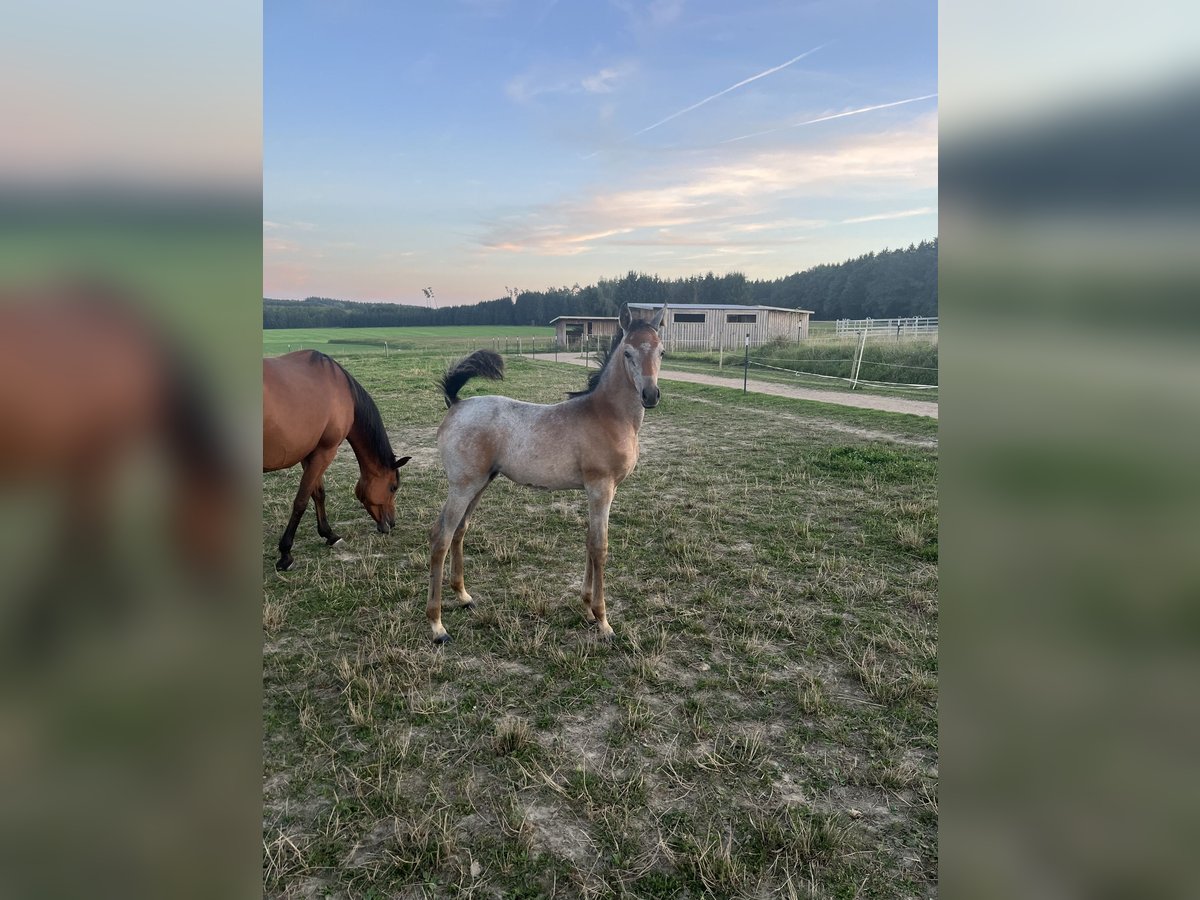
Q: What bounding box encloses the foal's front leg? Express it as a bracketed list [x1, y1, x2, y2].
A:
[584, 480, 617, 638]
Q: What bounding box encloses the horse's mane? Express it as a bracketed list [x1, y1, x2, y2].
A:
[308, 351, 396, 468]
[567, 319, 659, 399]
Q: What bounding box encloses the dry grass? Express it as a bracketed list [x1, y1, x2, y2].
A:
[263, 352, 938, 898]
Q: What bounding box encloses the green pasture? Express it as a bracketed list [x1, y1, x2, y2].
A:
[263, 325, 556, 358]
[263, 349, 938, 898]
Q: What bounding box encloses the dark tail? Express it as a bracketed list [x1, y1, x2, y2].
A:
[440, 350, 505, 407]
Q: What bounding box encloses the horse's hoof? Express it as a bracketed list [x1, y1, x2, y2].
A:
[460, 601, 475, 611]
[433, 633, 452, 646]
[328, 536, 344, 547]
[276, 559, 293, 572]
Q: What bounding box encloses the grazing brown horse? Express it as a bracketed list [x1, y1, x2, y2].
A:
[263, 351, 410, 571]
[426, 304, 666, 644]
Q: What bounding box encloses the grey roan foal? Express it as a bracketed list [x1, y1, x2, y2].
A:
[426, 304, 666, 644]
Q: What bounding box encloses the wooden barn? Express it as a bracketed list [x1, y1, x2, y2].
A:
[549, 315, 620, 350]
[626, 303, 812, 351]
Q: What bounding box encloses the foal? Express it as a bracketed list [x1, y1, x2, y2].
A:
[427, 305, 666, 643]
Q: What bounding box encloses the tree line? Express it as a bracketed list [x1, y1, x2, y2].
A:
[264, 239, 936, 329]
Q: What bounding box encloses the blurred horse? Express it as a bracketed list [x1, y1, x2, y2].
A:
[0, 282, 238, 642]
[426, 304, 666, 644]
[263, 351, 410, 571]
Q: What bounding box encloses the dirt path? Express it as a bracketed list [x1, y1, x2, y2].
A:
[528, 353, 938, 419]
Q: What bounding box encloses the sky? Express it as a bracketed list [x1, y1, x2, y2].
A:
[264, 0, 937, 306]
[3, 1, 259, 187]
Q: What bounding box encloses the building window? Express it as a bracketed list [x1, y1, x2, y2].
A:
[726, 314, 757, 324]
[674, 313, 706, 323]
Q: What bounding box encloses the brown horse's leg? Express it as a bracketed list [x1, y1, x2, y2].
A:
[585, 480, 617, 638]
[311, 474, 341, 546]
[428, 482, 485, 643]
[277, 447, 336, 571]
[448, 489, 486, 609]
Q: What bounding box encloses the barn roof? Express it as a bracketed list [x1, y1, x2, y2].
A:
[627, 303, 814, 314]
[548, 315, 620, 324]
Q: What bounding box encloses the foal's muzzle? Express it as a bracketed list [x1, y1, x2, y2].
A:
[642, 385, 661, 408]
[377, 514, 394, 534]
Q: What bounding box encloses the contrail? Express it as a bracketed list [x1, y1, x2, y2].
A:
[632, 44, 828, 138]
[721, 93, 938, 144]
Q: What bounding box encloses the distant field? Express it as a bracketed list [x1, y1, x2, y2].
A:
[808, 319, 837, 335]
[263, 325, 555, 357]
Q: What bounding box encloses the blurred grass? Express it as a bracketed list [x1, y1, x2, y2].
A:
[0, 203, 262, 900]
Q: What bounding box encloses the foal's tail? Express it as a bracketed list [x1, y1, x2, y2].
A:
[440, 350, 505, 407]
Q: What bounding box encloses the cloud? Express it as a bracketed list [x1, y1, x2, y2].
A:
[610, 0, 685, 33]
[263, 219, 316, 232]
[722, 93, 938, 144]
[481, 120, 936, 255]
[507, 62, 635, 103]
[582, 67, 625, 94]
[840, 206, 935, 225]
[632, 45, 827, 138]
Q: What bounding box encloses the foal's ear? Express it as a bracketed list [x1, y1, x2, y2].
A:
[619, 305, 633, 329]
[394, 455, 412, 469]
[651, 304, 667, 330]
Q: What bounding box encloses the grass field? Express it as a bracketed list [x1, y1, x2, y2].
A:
[660, 338, 939, 402]
[263, 351, 938, 898]
[263, 325, 556, 358]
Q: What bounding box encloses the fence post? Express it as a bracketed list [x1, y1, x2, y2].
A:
[743, 333, 750, 393]
[851, 328, 868, 390]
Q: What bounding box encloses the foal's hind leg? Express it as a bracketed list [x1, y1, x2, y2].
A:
[428, 479, 489, 643]
[311, 474, 342, 546]
[449, 489, 487, 609]
[277, 447, 336, 571]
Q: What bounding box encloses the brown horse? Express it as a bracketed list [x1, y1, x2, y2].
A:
[0, 281, 237, 642]
[426, 304, 666, 644]
[263, 351, 410, 571]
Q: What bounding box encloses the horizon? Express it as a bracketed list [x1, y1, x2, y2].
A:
[263, 236, 938, 308]
[265, 1, 937, 306]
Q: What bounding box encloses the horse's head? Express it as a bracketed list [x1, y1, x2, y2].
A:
[355, 455, 411, 533]
[618, 305, 666, 408]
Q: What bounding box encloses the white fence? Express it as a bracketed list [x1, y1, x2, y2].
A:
[835, 316, 938, 337]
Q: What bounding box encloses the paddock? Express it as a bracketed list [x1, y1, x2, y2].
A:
[262, 348, 939, 898]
